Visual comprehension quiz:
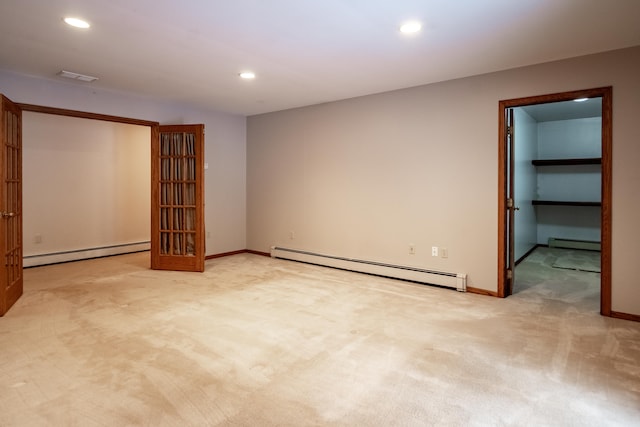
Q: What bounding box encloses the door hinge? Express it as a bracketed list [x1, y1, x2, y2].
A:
[506, 125, 512, 137]
[507, 198, 513, 209]
[507, 269, 513, 279]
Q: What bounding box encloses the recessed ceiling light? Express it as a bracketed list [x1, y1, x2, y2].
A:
[573, 98, 589, 102]
[64, 17, 90, 29]
[239, 72, 256, 80]
[400, 21, 422, 34]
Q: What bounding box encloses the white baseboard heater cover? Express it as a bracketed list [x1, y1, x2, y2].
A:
[548, 238, 601, 251]
[270, 246, 467, 292]
[23, 241, 150, 267]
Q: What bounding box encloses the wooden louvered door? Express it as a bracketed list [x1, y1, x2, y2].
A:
[0, 95, 23, 316]
[151, 124, 205, 272]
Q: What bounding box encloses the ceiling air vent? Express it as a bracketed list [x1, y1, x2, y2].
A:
[57, 70, 98, 82]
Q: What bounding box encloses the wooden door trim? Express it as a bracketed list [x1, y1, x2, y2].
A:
[17, 103, 158, 127]
[497, 87, 612, 317]
[15, 103, 176, 271]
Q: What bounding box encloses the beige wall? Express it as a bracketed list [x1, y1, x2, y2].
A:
[23, 112, 150, 259]
[247, 46, 640, 315]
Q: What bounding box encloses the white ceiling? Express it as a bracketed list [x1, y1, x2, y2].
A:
[0, 0, 639, 116]
[522, 98, 602, 122]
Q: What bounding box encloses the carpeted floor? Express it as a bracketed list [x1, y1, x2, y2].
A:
[0, 249, 639, 426]
[514, 247, 601, 300]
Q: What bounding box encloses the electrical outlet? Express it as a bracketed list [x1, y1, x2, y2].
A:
[289, 231, 295, 240]
[34, 234, 42, 244]
[440, 248, 448, 258]
[432, 246, 438, 257]
[409, 244, 415, 255]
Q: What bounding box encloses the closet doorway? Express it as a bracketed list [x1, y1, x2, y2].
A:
[498, 87, 612, 316]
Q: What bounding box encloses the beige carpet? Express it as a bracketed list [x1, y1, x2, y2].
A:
[0, 250, 639, 426]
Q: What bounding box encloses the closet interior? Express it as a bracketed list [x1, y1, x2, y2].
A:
[513, 97, 602, 291]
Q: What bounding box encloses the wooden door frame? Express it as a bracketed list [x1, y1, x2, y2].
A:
[17, 104, 207, 273]
[497, 87, 612, 316]
[16, 103, 159, 265]
[17, 103, 158, 128]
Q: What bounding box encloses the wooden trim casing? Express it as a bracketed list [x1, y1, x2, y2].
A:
[610, 311, 640, 322]
[498, 87, 613, 317]
[205, 249, 271, 260]
[205, 250, 247, 260]
[245, 249, 271, 257]
[17, 103, 158, 127]
[600, 88, 612, 316]
[467, 286, 500, 297]
[150, 124, 160, 269]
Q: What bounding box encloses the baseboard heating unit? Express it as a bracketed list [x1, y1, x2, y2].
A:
[23, 241, 150, 267]
[548, 238, 601, 251]
[270, 246, 467, 292]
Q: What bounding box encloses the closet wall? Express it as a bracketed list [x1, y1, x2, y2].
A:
[535, 117, 602, 244]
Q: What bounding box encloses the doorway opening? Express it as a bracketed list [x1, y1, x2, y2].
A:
[22, 111, 151, 267]
[498, 87, 612, 316]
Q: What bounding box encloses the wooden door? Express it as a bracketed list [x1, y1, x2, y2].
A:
[505, 108, 517, 296]
[151, 124, 205, 272]
[0, 95, 23, 316]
